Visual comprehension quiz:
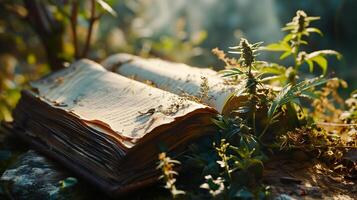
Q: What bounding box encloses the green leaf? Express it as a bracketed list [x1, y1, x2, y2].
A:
[282, 34, 293, 42]
[220, 68, 245, 77]
[259, 64, 286, 75]
[263, 43, 291, 52]
[260, 75, 285, 83]
[267, 84, 292, 120]
[306, 59, 314, 72]
[300, 90, 320, 99]
[279, 51, 291, 60]
[300, 40, 308, 45]
[96, 0, 117, 16]
[306, 27, 323, 36]
[282, 25, 295, 31]
[304, 50, 342, 74]
[212, 118, 227, 130]
[312, 56, 328, 74]
[267, 77, 328, 120]
[307, 50, 342, 60]
[306, 16, 321, 21]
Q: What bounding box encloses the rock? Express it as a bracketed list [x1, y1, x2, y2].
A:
[274, 194, 298, 200]
[0, 150, 88, 200]
[294, 185, 322, 198]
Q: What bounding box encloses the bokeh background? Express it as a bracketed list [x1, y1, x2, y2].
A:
[1, 0, 357, 121]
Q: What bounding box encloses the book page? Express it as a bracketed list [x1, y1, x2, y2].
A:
[31, 59, 213, 146]
[102, 54, 241, 113]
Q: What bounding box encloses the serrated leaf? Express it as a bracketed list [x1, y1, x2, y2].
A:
[267, 77, 328, 120]
[220, 68, 245, 78]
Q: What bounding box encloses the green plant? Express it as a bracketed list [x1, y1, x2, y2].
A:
[220, 38, 265, 134]
[157, 152, 185, 199]
[260, 76, 329, 139]
[200, 175, 225, 198]
[203, 134, 266, 199]
[206, 10, 355, 199]
[263, 10, 341, 85]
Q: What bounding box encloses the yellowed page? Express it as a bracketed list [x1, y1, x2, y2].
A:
[31, 59, 211, 147]
[102, 54, 241, 113]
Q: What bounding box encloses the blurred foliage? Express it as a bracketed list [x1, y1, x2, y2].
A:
[0, 54, 47, 121]
[0, 0, 207, 121]
[1, 0, 356, 121]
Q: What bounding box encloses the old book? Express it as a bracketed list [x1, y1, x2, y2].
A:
[5, 59, 218, 197]
[102, 53, 244, 115]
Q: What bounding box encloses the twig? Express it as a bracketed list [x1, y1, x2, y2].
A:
[81, 0, 97, 58]
[70, 0, 79, 59]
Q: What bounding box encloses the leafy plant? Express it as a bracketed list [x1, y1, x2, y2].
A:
[157, 152, 185, 199]
[200, 175, 225, 198]
[220, 38, 265, 134]
[260, 76, 329, 139]
[204, 10, 355, 199]
[263, 10, 341, 84]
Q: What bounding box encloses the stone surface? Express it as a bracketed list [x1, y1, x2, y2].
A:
[0, 150, 84, 200]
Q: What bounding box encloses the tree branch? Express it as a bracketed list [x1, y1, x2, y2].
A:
[81, 0, 97, 58]
[70, 0, 79, 59]
[23, 0, 67, 71]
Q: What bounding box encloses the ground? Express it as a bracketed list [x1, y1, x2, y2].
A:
[0, 126, 356, 200]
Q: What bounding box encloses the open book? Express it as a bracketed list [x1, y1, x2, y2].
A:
[5, 55, 238, 197]
[102, 53, 244, 115]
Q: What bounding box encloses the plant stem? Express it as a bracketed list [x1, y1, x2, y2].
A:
[259, 120, 271, 140]
[247, 72, 257, 135]
[70, 0, 79, 59]
[24, 0, 67, 70]
[81, 0, 97, 58]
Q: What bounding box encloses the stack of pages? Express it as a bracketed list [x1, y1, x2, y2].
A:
[6, 54, 241, 196]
